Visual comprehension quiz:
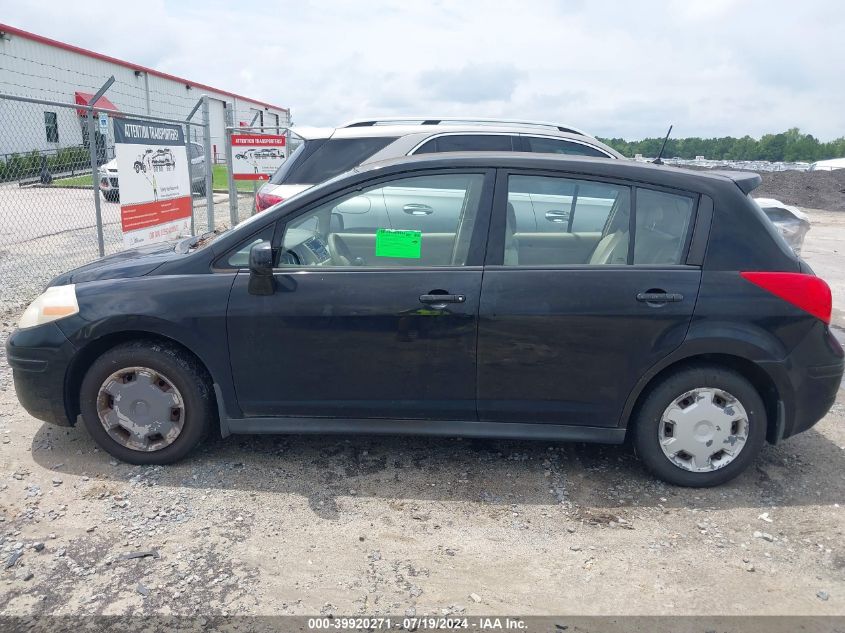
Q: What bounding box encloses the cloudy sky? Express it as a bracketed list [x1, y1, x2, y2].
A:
[3, 0, 844, 139]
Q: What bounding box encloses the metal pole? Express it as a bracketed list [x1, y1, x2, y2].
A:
[85, 77, 114, 259]
[87, 108, 105, 257]
[201, 95, 214, 231]
[224, 106, 239, 226]
[185, 123, 195, 236]
[184, 96, 205, 236]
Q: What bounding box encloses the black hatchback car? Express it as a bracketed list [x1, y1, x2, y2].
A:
[7, 154, 843, 487]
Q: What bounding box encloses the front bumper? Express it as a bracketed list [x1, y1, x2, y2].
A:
[6, 322, 77, 426]
[98, 172, 118, 193]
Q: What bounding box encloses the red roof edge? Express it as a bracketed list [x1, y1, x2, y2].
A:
[0, 22, 290, 113]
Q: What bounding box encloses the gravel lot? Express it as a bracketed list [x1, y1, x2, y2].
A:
[0, 186, 256, 311]
[0, 205, 843, 617]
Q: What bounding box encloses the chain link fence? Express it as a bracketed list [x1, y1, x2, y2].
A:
[0, 90, 254, 313]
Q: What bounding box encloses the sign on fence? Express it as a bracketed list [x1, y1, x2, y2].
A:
[230, 134, 286, 180]
[114, 118, 192, 247]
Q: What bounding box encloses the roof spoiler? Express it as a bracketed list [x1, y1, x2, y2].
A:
[711, 171, 762, 194]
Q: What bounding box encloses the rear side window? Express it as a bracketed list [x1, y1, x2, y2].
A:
[505, 175, 631, 266]
[415, 134, 516, 154]
[269, 137, 396, 185]
[633, 189, 695, 265]
[524, 136, 610, 158]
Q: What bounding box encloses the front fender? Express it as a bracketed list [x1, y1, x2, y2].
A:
[57, 273, 243, 423]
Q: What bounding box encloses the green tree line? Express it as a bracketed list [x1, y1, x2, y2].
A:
[598, 128, 845, 162]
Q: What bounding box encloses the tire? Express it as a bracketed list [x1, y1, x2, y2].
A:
[194, 180, 206, 196]
[79, 340, 214, 465]
[104, 190, 119, 203]
[632, 364, 767, 487]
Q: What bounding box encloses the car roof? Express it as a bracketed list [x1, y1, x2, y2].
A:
[292, 122, 605, 142]
[288, 123, 622, 159]
[352, 152, 761, 194]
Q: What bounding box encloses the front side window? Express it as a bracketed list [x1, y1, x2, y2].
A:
[505, 175, 630, 266]
[415, 134, 516, 154]
[524, 136, 609, 158]
[279, 173, 485, 267]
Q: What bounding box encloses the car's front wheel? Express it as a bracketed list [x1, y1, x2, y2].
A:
[79, 341, 213, 464]
[632, 365, 767, 487]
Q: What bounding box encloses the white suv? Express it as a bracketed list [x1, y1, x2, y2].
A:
[254, 117, 623, 211]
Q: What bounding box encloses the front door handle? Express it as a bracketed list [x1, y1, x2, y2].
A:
[404, 203, 434, 216]
[544, 210, 570, 223]
[636, 291, 684, 303]
[419, 294, 466, 305]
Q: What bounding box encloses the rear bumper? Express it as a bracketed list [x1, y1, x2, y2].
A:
[783, 361, 843, 438]
[761, 325, 844, 440]
[6, 322, 77, 426]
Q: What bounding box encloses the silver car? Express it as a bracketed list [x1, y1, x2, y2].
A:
[254, 117, 623, 211]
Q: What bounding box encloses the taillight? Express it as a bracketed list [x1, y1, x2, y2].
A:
[255, 192, 283, 212]
[740, 272, 832, 324]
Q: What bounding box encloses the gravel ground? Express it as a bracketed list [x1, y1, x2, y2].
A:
[0, 210, 843, 617]
[0, 187, 256, 311]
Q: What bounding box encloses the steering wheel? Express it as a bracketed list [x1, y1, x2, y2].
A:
[328, 233, 360, 266]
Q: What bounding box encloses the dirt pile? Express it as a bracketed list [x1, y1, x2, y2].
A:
[756, 169, 845, 211]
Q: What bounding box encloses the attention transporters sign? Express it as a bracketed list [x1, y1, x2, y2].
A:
[114, 118, 192, 247]
[231, 134, 286, 181]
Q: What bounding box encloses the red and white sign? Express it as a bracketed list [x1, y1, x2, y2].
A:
[114, 118, 192, 247]
[231, 134, 286, 181]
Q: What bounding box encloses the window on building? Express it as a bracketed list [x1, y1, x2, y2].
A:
[45, 112, 59, 143]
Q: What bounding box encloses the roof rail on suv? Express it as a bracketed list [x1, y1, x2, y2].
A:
[340, 117, 591, 137]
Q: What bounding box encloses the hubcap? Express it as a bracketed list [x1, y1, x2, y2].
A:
[96, 366, 185, 452]
[658, 388, 749, 473]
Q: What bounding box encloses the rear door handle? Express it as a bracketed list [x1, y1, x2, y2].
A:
[404, 203, 433, 216]
[636, 292, 684, 303]
[420, 294, 465, 304]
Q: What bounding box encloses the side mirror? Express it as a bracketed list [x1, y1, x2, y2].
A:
[248, 241, 274, 295]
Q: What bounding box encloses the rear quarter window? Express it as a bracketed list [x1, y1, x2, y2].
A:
[524, 136, 610, 157]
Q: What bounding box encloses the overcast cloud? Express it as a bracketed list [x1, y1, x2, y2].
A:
[2, 0, 844, 139]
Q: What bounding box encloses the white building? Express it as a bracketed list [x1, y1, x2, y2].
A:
[0, 22, 290, 163]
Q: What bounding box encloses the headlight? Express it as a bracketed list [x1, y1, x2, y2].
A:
[18, 285, 79, 329]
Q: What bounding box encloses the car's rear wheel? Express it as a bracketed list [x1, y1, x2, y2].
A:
[79, 341, 213, 464]
[632, 365, 767, 487]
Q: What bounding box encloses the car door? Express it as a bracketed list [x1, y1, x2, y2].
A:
[477, 170, 702, 427]
[225, 169, 494, 421]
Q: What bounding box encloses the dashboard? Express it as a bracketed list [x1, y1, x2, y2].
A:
[280, 229, 333, 266]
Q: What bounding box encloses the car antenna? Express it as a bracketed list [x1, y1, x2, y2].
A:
[652, 124, 673, 165]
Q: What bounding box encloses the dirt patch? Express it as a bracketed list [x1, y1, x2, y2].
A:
[756, 169, 845, 212]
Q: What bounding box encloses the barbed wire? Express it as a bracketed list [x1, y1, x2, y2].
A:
[0, 65, 205, 116]
[0, 51, 286, 111]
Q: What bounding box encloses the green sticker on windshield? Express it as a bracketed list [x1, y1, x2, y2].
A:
[375, 228, 422, 259]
